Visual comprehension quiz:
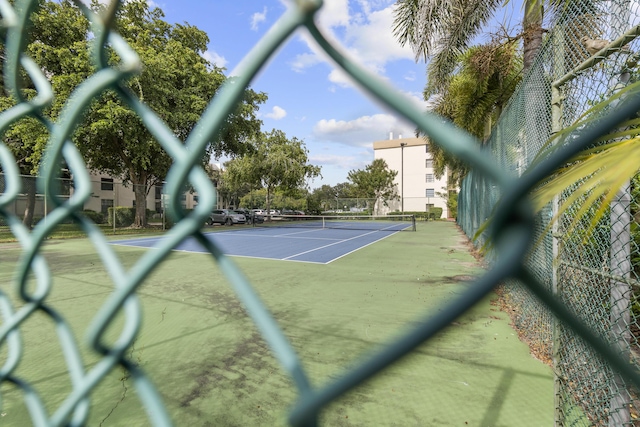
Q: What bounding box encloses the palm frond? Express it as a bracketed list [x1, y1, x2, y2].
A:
[528, 80, 640, 238]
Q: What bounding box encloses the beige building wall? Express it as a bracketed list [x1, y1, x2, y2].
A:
[79, 171, 200, 215]
[373, 136, 449, 218]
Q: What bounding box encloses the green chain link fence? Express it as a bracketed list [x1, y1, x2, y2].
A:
[3, 0, 640, 425]
[458, 0, 640, 425]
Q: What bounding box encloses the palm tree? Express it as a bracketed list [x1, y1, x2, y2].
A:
[393, 0, 548, 95]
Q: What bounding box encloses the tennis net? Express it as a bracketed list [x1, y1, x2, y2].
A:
[254, 214, 416, 231]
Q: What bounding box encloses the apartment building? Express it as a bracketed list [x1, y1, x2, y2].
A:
[373, 135, 449, 218]
[81, 172, 202, 215]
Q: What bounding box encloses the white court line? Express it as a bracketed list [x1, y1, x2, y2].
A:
[327, 230, 401, 263]
[204, 229, 342, 241]
[282, 229, 398, 261]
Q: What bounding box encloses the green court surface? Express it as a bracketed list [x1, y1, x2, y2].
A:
[0, 221, 553, 426]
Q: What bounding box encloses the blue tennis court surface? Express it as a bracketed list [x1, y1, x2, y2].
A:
[110, 226, 406, 264]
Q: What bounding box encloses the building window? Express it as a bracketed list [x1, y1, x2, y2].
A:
[426, 203, 434, 211]
[426, 173, 434, 183]
[425, 159, 433, 168]
[155, 185, 162, 199]
[155, 201, 162, 213]
[425, 144, 430, 153]
[425, 188, 435, 198]
[101, 199, 113, 214]
[101, 177, 114, 191]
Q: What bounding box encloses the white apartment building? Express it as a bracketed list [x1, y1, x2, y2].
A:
[373, 135, 449, 218]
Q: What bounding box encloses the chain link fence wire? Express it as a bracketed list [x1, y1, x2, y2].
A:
[2, 0, 640, 425]
[0, 173, 188, 229]
[321, 198, 376, 213]
[458, 0, 640, 425]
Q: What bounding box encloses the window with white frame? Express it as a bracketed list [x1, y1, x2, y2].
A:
[426, 173, 434, 183]
[425, 159, 433, 168]
[425, 188, 435, 198]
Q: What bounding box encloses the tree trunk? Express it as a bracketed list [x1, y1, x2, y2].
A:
[133, 181, 148, 228]
[523, 0, 544, 72]
[22, 175, 37, 229]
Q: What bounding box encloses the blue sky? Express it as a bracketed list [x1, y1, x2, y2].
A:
[150, 0, 520, 189]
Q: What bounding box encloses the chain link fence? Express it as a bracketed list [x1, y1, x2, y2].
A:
[321, 198, 376, 213]
[0, 173, 200, 230]
[3, 0, 640, 425]
[458, 1, 640, 425]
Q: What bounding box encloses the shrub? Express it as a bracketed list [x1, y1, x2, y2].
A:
[82, 209, 104, 224]
[401, 209, 443, 221]
[107, 206, 135, 227]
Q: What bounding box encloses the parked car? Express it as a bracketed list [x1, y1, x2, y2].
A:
[207, 209, 246, 226]
[233, 208, 264, 225]
[251, 209, 266, 216]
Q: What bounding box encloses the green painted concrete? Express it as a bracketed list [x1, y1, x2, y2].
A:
[0, 221, 553, 426]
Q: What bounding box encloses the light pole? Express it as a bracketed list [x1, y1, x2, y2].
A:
[400, 142, 406, 214]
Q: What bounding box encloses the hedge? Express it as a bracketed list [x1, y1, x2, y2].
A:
[82, 209, 104, 224]
[401, 208, 442, 221]
[107, 206, 135, 227]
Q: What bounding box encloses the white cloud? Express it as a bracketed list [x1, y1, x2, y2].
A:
[251, 7, 267, 31]
[201, 50, 228, 68]
[265, 105, 287, 120]
[289, 2, 418, 86]
[313, 113, 418, 147]
[315, 0, 350, 28]
[309, 154, 359, 169]
[404, 71, 416, 82]
[290, 52, 322, 73]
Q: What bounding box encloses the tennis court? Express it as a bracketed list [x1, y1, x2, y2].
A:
[0, 221, 553, 426]
[110, 215, 416, 263]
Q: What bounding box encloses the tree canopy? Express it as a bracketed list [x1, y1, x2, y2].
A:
[392, 0, 558, 184]
[347, 159, 398, 214]
[222, 129, 321, 216]
[0, 0, 267, 227]
[76, 0, 266, 226]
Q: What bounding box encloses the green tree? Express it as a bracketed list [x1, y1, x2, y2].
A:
[392, 0, 565, 184]
[224, 129, 321, 218]
[309, 182, 356, 212]
[72, 0, 266, 227]
[393, 0, 552, 94]
[347, 159, 398, 215]
[0, 0, 90, 227]
[216, 160, 253, 208]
